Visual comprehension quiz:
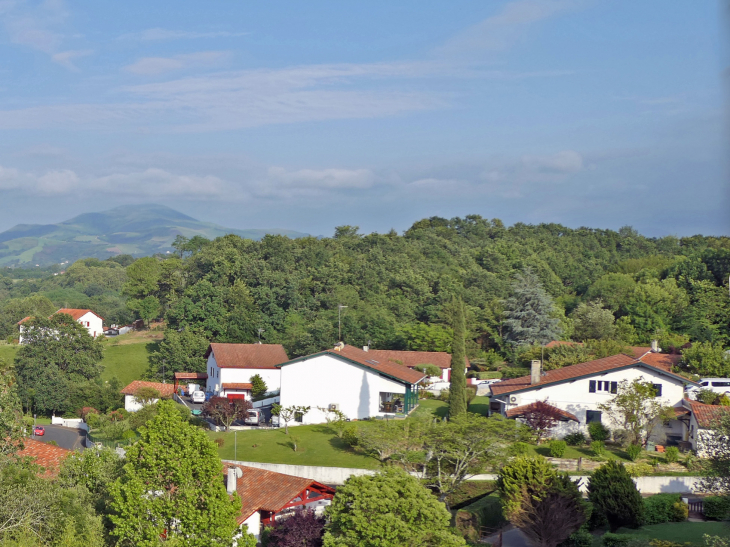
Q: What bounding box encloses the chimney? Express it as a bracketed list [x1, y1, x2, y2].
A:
[530, 360, 542, 385]
[651, 340, 659, 352]
[226, 467, 237, 495]
[362, 345, 369, 352]
[333, 342, 344, 352]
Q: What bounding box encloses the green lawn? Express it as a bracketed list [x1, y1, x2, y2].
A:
[613, 522, 730, 545]
[0, 344, 19, 363]
[527, 443, 632, 463]
[100, 340, 158, 386]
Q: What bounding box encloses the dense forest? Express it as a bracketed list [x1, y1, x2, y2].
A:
[1, 215, 729, 372]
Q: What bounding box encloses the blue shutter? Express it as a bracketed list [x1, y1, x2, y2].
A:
[589, 380, 596, 393]
[610, 381, 618, 394]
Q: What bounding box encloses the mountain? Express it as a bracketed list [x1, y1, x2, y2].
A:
[0, 204, 308, 267]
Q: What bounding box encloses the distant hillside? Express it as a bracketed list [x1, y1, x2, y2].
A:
[0, 204, 308, 267]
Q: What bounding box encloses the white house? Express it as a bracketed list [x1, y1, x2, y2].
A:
[677, 399, 730, 456]
[225, 463, 334, 543]
[277, 344, 426, 425]
[205, 343, 288, 399]
[362, 348, 468, 382]
[120, 381, 175, 412]
[18, 308, 104, 343]
[489, 353, 700, 442]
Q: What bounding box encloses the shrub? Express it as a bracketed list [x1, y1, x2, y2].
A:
[588, 461, 644, 531]
[602, 533, 649, 547]
[550, 440, 567, 458]
[670, 501, 688, 522]
[612, 429, 632, 447]
[85, 412, 101, 429]
[501, 367, 531, 379]
[696, 389, 719, 405]
[625, 463, 654, 477]
[564, 432, 587, 446]
[419, 390, 435, 399]
[664, 446, 679, 463]
[213, 438, 225, 448]
[591, 440, 605, 456]
[643, 494, 681, 525]
[438, 389, 450, 402]
[719, 394, 730, 406]
[703, 496, 730, 520]
[477, 371, 503, 380]
[627, 444, 642, 461]
[588, 422, 611, 442]
[342, 425, 359, 447]
[649, 541, 693, 547]
[561, 529, 593, 547]
[509, 442, 530, 456]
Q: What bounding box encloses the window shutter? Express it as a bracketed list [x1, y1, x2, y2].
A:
[589, 380, 596, 393]
[653, 384, 662, 397]
[610, 381, 618, 394]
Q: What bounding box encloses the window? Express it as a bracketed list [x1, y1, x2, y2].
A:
[712, 382, 730, 387]
[652, 384, 662, 397]
[702, 382, 709, 386]
[295, 412, 304, 423]
[586, 410, 602, 424]
[589, 380, 616, 393]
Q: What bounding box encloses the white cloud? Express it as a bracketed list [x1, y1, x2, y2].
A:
[521, 150, 583, 174]
[267, 167, 377, 189]
[124, 51, 230, 76]
[51, 49, 92, 70]
[120, 28, 247, 41]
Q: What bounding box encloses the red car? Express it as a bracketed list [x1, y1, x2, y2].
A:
[33, 426, 45, 436]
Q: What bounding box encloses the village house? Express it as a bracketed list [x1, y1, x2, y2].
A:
[18, 438, 71, 478]
[225, 463, 335, 543]
[205, 343, 289, 400]
[18, 308, 104, 343]
[277, 343, 426, 424]
[120, 380, 175, 412]
[676, 399, 730, 456]
[360, 347, 467, 382]
[489, 353, 700, 443]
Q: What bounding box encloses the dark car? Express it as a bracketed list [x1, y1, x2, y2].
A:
[33, 426, 45, 436]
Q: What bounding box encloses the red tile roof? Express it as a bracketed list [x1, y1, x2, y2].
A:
[506, 402, 579, 422]
[55, 308, 103, 321]
[227, 464, 335, 524]
[120, 381, 176, 397]
[206, 343, 289, 369]
[364, 349, 468, 370]
[490, 353, 694, 396]
[326, 345, 426, 384]
[222, 383, 253, 390]
[626, 346, 652, 358]
[173, 372, 208, 380]
[639, 352, 681, 372]
[17, 316, 32, 325]
[545, 341, 584, 348]
[688, 400, 730, 428]
[18, 438, 71, 478]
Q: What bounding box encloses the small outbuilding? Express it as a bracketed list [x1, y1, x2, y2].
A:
[120, 380, 175, 412]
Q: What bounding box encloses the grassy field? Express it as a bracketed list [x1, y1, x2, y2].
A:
[0, 344, 19, 363]
[100, 339, 158, 386]
[613, 522, 730, 545]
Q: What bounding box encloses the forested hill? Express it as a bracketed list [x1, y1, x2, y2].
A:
[1, 215, 729, 361]
[0, 203, 308, 267]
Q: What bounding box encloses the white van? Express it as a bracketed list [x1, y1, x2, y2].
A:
[687, 379, 730, 398]
[191, 391, 206, 404]
[244, 409, 263, 426]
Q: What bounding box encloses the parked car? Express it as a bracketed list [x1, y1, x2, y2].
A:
[244, 409, 263, 426]
[33, 426, 45, 436]
[687, 378, 730, 398]
[477, 379, 501, 385]
[191, 391, 206, 404]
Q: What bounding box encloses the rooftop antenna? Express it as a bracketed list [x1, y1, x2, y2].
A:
[257, 328, 265, 344]
[338, 305, 348, 342]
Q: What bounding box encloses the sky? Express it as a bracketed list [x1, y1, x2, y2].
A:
[0, 0, 728, 238]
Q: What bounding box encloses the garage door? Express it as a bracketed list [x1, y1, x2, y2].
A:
[226, 393, 246, 400]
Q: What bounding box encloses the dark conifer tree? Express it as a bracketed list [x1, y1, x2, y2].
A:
[588, 460, 644, 531]
[449, 299, 467, 418]
[503, 268, 562, 346]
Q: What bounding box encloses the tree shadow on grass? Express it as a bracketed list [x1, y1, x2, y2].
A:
[145, 341, 160, 354]
[468, 402, 489, 417]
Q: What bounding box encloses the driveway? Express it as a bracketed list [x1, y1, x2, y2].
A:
[33, 424, 86, 451]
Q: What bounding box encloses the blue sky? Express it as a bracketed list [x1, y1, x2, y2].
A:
[0, 0, 727, 237]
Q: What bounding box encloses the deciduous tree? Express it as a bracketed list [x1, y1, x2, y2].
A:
[203, 396, 252, 431]
[518, 400, 565, 444]
[265, 509, 325, 547]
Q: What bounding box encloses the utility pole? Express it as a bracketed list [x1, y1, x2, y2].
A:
[234, 430, 237, 461]
[338, 305, 348, 341]
[162, 359, 166, 384]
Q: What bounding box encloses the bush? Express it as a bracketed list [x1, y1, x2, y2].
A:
[696, 389, 719, 405]
[85, 412, 101, 429]
[438, 389, 450, 402]
[342, 425, 359, 447]
[477, 371, 503, 380]
[625, 463, 654, 478]
[509, 442, 529, 456]
[564, 432, 587, 446]
[419, 390, 435, 399]
[588, 461, 644, 531]
[626, 444, 642, 461]
[588, 422, 611, 442]
[213, 438, 225, 448]
[664, 446, 679, 463]
[643, 494, 682, 525]
[591, 440, 605, 456]
[501, 367, 531, 379]
[703, 496, 730, 520]
[602, 533, 649, 547]
[670, 501, 688, 522]
[612, 429, 632, 447]
[550, 440, 567, 458]
[561, 529, 593, 547]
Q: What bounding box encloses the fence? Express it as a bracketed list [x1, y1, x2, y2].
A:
[86, 431, 137, 450]
[686, 499, 704, 515]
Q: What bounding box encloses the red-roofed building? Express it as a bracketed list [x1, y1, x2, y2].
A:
[224, 463, 335, 542]
[677, 399, 730, 456]
[120, 380, 176, 412]
[277, 344, 426, 425]
[18, 438, 71, 478]
[18, 308, 103, 343]
[205, 343, 289, 398]
[489, 354, 699, 440]
[362, 348, 468, 382]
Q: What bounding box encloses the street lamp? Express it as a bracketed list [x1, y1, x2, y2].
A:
[338, 305, 348, 342]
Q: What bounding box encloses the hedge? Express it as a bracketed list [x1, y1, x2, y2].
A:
[643, 494, 686, 525]
[477, 371, 503, 380]
[704, 496, 730, 520]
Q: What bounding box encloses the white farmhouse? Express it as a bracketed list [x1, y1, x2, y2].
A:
[363, 347, 468, 382]
[489, 353, 700, 443]
[205, 343, 288, 399]
[18, 308, 104, 343]
[676, 399, 730, 456]
[120, 381, 175, 412]
[277, 344, 426, 425]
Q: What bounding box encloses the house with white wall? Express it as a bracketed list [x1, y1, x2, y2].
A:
[277, 344, 426, 425]
[362, 348, 468, 382]
[18, 308, 104, 343]
[225, 463, 334, 543]
[120, 381, 175, 412]
[676, 399, 730, 456]
[205, 343, 288, 399]
[489, 354, 700, 442]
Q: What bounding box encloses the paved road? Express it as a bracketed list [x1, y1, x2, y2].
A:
[33, 424, 85, 451]
[484, 527, 530, 547]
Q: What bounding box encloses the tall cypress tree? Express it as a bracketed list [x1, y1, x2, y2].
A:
[449, 299, 467, 418]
